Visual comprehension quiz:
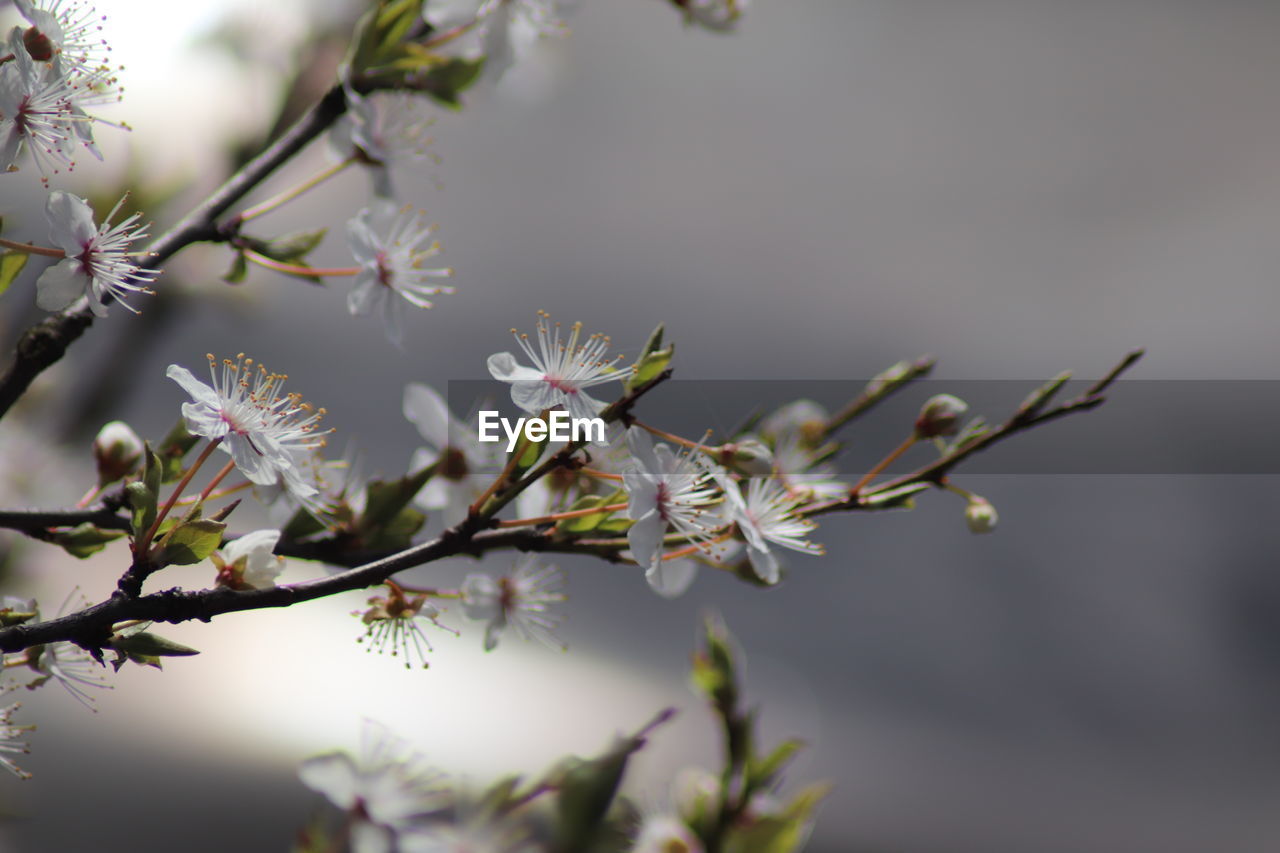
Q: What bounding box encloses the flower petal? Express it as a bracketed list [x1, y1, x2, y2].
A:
[34, 259, 86, 312]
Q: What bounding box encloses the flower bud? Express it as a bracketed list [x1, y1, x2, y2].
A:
[93, 420, 144, 486]
[914, 394, 968, 439]
[719, 438, 774, 476]
[965, 495, 998, 534]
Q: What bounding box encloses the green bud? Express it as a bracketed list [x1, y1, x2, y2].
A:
[915, 394, 968, 439]
[93, 420, 144, 486]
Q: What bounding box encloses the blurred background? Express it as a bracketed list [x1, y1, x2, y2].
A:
[3, 0, 1280, 850]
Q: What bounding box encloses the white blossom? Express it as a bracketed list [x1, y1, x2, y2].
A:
[215, 529, 285, 590]
[358, 585, 457, 670]
[166, 354, 329, 491]
[719, 473, 823, 585]
[461, 555, 566, 651]
[300, 723, 449, 853]
[769, 428, 847, 502]
[36, 191, 156, 316]
[15, 0, 122, 157]
[331, 90, 437, 197]
[347, 202, 454, 347]
[425, 0, 573, 83]
[0, 702, 32, 779]
[403, 382, 498, 528]
[622, 428, 725, 595]
[29, 638, 110, 709]
[0, 27, 77, 178]
[488, 312, 623, 423]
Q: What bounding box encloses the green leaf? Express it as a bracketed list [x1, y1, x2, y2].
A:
[0, 251, 28, 295]
[255, 228, 328, 262]
[413, 56, 485, 109]
[691, 614, 740, 710]
[360, 465, 434, 532]
[1017, 370, 1072, 419]
[126, 480, 157, 542]
[723, 783, 831, 853]
[157, 420, 200, 483]
[143, 442, 162, 500]
[747, 738, 805, 792]
[54, 523, 127, 559]
[555, 492, 623, 534]
[222, 250, 248, 284]
[625, 324, 673, 392]
[364, 506, 426, 551]
[160, 518, 226, 565]
[552, 710, 675, 851]
[110, 631, 200, 658]
[282, 505, 329, 541]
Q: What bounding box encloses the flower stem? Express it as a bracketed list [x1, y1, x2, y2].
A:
[579, 467, 623, 481]
[422, 18, 480, 48]
[75, 483, 104, 509]
[0, 237, 65, 259]
[849, 434, 917, 497]
[496, 502, 629, 529]
[237, 157, 355, 223]
[243, 249, 358, 278]
[199, 460, 238, 503]
[662, 530, 735, 561]
[141, 438, 222, 551]
[634, 420, 709, 451]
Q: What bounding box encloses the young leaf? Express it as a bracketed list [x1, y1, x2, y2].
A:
[160, 518, 227, 565]
[0, 251, 28, 296]
[54, 523, 127, 559]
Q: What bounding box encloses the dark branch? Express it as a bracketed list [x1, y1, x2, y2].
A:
[0, 85, 353, 423]
[805, 349, 1145, 518]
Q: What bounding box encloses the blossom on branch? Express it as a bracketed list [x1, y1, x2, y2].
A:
[718, 473, 823, 585]
[347, 202, 455, 347]
[461, 555, 566, 651]
[358, 584, 457, 670]
[0, 27, 78, 179]
[622, 427, 727, 595]
[0, 701, 32, 779]
[36, 191, 157, 316]
[425, 0, 574, 83]
[299, 722, 449, 853]
[166, 354, 329, 492]
[488, 312, 624, 423]
[331, 90, 438, 197]
[404, 382, 498, 527]
[213, 529, 286, 591]
[14, 0, 122, 158]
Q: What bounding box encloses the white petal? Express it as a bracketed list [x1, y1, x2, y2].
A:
[403, 383, 452, 450]
[298, 753, 359, 809]
[747, 543, 780, 585]
[34, 260, 86, 312]
[626, 510, 665, 571]
[626, 427, 659, 474]
[222, 529, 280, 564]
[44, 191, 95, 252]
[347, 275, 381, 316]
[486, 351, 542, 384]
[647, 558, 698, 599]
[165, 365, 222, 410]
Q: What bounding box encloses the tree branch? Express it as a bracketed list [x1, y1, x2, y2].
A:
[0, 84, 353, 423]
[805, 349, 1145, 518]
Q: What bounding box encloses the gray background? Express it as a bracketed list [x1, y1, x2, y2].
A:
[2, 0, 1280, 850]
